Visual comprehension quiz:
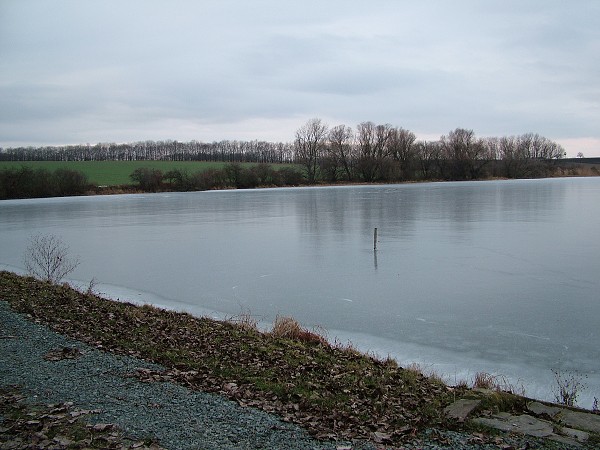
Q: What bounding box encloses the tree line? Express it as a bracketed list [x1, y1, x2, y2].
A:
[0, 119, 569, 198]
[294, 119, 566, 183]
[0, 140, 294, 164]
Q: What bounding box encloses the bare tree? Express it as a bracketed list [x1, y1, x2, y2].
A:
[356, 122, 394, 182]
[493, 133, 565, 178]
[24, 234, 80, 283]
[388, 127, 417, 180]
[415, 140, 441, 180]
[294, 118, 329, 183]
[495, 135, 528, 178]
[327, 124, 355, 181]
[518, 133, 564, 160]
[440, 128, 489, 179]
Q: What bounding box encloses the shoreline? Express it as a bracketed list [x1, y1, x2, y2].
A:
[1, 167, 599, 201]
[2, 271, 599, 448]
[1, 260, 598, 411]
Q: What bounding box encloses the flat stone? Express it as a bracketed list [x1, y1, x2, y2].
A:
[559, 409, 600, 434]
[548, 435, 582, 447]
[528, 401, 561, 418]
[444, 399, 481, 422]
[474, 413, 585, 447]
[473, 414, 554, 438]
[528, 401, 600, 434]
[562, 427, 590, 442]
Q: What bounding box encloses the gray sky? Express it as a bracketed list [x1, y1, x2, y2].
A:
[1, 0, 599, 156]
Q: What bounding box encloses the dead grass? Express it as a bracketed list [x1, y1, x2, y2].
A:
[405, 362, 446, 386]
[269, 315, 328, 345]
[472, 372, 525, 396]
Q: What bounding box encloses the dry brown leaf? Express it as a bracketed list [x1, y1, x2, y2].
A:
[90, 422, 114, 432]
[53, 435, 73, 446]
[43, 347, 83, 361]
[373, 431, 392, 443]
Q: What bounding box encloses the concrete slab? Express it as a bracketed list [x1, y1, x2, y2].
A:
[562, 427, 590, 442]
[548, 435, 582, 447]
[560, 409, 600, 434]
[528, 401, 600, 434]
[444, 399, 481, 422]
[528, 401, 561, 417]
[473, 406, 594, 447]
[473, 414, 554, 438]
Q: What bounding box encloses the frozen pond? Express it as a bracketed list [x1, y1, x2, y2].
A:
[1, 178, 599, 407]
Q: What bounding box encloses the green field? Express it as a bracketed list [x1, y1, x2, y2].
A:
[0, 161, 286, 186]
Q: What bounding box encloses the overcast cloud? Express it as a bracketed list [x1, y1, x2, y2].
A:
[1, 0, 599, 156]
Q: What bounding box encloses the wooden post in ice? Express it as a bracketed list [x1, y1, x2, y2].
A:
[373, 227, 378, 251]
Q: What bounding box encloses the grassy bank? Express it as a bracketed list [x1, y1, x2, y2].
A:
[0, 271, 457, 445]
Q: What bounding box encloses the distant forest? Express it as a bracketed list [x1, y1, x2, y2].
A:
[0, 140, 294, 164]
[1, 120, 596, 195]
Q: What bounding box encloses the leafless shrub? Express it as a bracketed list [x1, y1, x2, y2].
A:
[23, 234, 80, 283]
[473, 372, 496, 390]
[311, 324, 329, 342]
[593, 397, 598, 413]
[381, 354, 399, 368]
[86, 277, 98, 295]
[226, 309, 260, 332]
[455, 379, 469, 390]
[332, 337, 361, 355]
[405, 362, 425, 375]
[552, 368, 586, 407]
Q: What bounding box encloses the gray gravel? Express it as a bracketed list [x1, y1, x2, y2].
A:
[0, 302, 339, 450]
[0, 301, 581, 449]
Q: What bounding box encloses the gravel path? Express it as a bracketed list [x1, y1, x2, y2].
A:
[0, 301, 580, 449]
[0, 302, 340, 450]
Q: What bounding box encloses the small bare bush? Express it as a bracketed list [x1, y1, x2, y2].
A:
[473, 372, 496, 390]
[226, 309, 259, 332]
[86, 277, 98, 295]
[455, 379, 469, 390]
[405, 362, 425, 375]
[24, 234, 80, 283]
[332, 337, 362, 355]
[381, 355, 398, 368]
[552, 369, 586, 407]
